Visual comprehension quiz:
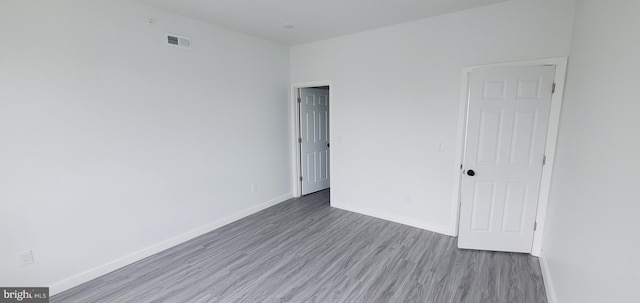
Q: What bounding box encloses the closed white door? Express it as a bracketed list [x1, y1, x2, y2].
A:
[458, 66, 555, 253]
[299, 87, 330, 195]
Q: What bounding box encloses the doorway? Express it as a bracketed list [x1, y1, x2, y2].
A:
[290, 82, 333, 197]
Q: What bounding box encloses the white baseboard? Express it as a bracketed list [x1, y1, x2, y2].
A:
[539, 253, 558, 303]
[332, 201, 454, 236]
[49, 193, 293, 296]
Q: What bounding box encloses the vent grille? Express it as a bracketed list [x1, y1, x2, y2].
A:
[166, 33, 191, 49]
[167, 35, 179, 45]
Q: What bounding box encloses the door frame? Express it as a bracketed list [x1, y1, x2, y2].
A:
[451, 57, 568, 256]
[290, 80, 333, 197]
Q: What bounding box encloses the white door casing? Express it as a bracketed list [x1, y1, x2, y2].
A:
[458, 66, 555, 253]
[299, 87, 330, 195]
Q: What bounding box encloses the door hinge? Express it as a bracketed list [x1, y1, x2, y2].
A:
[460, 164, 463, 169]
[534, 222, 538, 231]
[297, 97, 301, 103]
[552, 83, 556, 94]
[299, 176, 303, 181]
[298, 138, 302, 143]
[542, 155, 547, 166]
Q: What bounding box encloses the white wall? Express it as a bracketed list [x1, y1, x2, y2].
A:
[0, 0, 291, 292]
[290, 0, 576, 234]
[541, 1, 640, 302]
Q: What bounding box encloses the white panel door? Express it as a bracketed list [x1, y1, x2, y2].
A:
[300, 87, 330, 195]
[458, 66, 555, 253]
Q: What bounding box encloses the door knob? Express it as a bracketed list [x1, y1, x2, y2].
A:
[467, 170, 475, 176]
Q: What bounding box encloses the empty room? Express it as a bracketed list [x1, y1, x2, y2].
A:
[1, 0, 638, 302]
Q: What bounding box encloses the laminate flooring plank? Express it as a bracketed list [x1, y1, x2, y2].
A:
[52, 189, 547, 303]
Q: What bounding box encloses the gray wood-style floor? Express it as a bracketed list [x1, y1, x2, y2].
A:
[52, 190, 547, 303]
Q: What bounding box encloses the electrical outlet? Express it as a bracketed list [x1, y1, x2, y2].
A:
[17, 250, 34, 267]
[437, 142, 445, 152]
[251, 184, 258, 193]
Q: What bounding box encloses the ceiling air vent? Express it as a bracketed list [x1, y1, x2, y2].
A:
[166, 33, 191, 49]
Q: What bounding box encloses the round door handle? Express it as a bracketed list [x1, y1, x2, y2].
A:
[467, 169, 475, 176]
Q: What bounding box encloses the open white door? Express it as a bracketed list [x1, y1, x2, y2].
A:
[299, 87, 330, 195]
[458, 66, 555, 253]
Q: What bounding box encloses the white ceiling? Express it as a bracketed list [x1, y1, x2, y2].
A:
[135, 0, 508, 46]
